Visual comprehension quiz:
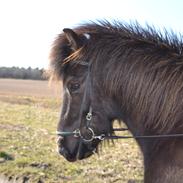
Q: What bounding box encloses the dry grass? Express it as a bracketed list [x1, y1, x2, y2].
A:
[0, 79, 61, 98]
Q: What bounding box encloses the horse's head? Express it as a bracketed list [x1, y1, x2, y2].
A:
[50, 28, 118, 162]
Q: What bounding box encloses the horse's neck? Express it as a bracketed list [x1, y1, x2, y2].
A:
[103, 59, 183, 181]
[143, 139, 183, 183]
[112, 92, 183, 182]
[121, 115, 183, 182]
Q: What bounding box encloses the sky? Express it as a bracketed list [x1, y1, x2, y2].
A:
[0, 0, 183, 69]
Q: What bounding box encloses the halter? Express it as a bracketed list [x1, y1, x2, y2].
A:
[56, 61, 183, 142]
[56, 61, 105, 142]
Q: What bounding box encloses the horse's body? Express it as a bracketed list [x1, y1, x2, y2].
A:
[49, 21, 183, 183]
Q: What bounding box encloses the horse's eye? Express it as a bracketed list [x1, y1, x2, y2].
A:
[69, 83, 80, 92]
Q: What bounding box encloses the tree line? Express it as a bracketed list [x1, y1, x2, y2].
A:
[0, 67, 46, 80]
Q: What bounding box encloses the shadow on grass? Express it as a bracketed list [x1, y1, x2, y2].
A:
[128, 179, 143, 183]
[0, 151, 14, 162]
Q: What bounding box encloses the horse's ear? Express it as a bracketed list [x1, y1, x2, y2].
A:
[63, 28, 80, 51]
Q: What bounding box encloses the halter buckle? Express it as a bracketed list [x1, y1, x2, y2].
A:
[94, 134, 105, 140]
[86, 112, 92, 121]
[73, 129, 81, 138]
[86, 107, 92, 121]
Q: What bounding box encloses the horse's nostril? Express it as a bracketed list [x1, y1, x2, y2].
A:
[58, 147, 69, 157]
[56, 136, 64, 145]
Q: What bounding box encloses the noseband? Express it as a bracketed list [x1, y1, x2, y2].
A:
[56, 61, 183, 142]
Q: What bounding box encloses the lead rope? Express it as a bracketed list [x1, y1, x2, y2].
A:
[106, 133, 183, 140]
[56, 128, 183, 140]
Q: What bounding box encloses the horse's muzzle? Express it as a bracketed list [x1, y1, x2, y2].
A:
[57, 136, 95, 162]
[57, 136, 77, 162]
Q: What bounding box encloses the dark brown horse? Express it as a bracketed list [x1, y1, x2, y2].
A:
[49, 21, 183, 183]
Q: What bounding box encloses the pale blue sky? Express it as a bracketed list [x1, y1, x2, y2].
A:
[0, 0, 183, 68]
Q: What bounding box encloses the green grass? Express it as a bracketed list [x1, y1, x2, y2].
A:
[0, 95, 143, 183]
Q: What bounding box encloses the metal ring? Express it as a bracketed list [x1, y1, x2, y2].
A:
[80, 127, 95, 142]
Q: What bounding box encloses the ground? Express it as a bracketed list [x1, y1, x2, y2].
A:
[0, 79, 143, 183]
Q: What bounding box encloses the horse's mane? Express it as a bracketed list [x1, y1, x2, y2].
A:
[49, 20, 183, 134]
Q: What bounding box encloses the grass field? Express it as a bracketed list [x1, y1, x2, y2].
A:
[0, 79, 143, 183]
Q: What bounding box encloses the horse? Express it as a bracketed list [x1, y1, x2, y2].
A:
[49, 21, 183, 183]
